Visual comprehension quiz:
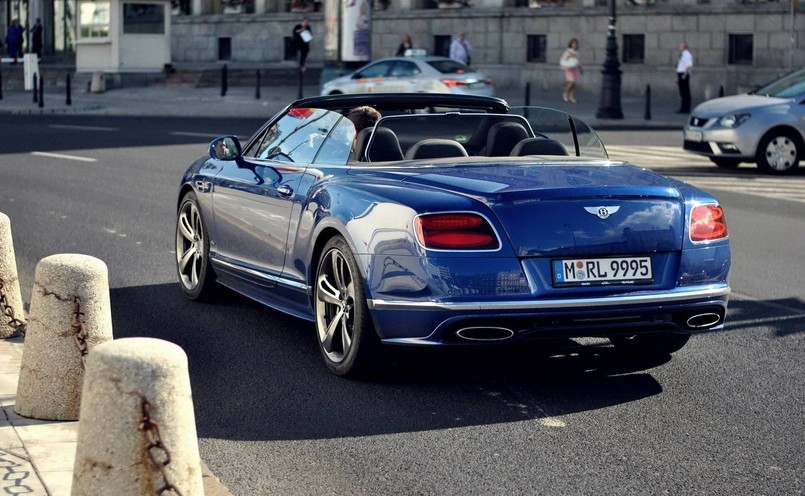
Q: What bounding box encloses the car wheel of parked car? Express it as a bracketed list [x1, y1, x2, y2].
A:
[756, 130, 801, 175]
[710, 158, 741, 169]
[609, 333, 691, 356]
[176, 192, 217, 300]
[315, 236, 381, 377]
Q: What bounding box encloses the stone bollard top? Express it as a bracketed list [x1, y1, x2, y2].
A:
[90, 337, 188, 369]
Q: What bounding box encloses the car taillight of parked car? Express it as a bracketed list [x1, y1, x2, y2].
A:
[690, 204, 728, 242]
[415, 213, 500, 250]
[441, 79, 469, 87]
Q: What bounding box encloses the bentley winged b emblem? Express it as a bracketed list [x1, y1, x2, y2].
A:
[584, 206, 620, 220]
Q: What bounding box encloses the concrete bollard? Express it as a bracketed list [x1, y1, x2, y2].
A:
[72, 338, 203, 496]
[15, 254, 113, 420]
[0, 213, 25, 339]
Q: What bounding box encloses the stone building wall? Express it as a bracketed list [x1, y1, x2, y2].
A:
[171, 3, 805, 98]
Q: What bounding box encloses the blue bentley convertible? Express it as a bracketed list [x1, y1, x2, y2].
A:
[176, 93, 731, 377]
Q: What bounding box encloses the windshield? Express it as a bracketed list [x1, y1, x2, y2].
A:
[754, 69, 805, 98]
[427, 59, 477, 75]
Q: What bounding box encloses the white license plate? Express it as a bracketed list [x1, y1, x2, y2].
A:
[684, 130, 702, 142]
[552, 257, 653, 287]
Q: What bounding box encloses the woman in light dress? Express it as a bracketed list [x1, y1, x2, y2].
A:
[560, 38, 582, 103]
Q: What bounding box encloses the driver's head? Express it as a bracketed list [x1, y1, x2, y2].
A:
[347, 106, 382, 135]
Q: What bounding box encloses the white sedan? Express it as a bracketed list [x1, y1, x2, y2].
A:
[321, 56, 495, 97]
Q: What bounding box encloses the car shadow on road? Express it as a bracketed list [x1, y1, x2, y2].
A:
[110, 283, 671, 442]
[722, 296, 805, 337]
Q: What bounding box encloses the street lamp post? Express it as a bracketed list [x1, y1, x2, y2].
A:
[596, 0, 624, 119]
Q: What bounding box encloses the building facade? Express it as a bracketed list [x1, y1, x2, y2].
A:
[3, 0, 803, 97]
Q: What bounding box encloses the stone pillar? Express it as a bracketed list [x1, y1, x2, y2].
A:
[0, 213, 25, 339]
[72, 338, 203, 496]
[15, 254, 113, 420]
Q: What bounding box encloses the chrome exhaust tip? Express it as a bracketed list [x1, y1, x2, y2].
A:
[455, 327, 515, 342]
[686, 312, 722, 329]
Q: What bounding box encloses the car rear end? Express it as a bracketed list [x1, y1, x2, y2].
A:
[362, 162, 730, 347]
[423, 58, 495, 96]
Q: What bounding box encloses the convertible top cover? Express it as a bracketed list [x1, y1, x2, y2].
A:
[291, 92, 511, 113]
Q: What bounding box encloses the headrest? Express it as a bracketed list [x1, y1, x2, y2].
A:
[366, 127, 404, 162]
[511, 137, 569, 156]
[351, 127, 374, 162]
[404, 139, 469, 160]
[485, 122, 530, 157]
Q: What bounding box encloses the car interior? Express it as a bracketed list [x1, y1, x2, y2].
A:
[354, 113, 569, 163]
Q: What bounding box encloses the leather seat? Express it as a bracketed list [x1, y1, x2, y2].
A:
[511, 137, 569, 156]
[365, 127, 405, 162]
[404, 139, 469, 160]
[484, 122, 530, 157]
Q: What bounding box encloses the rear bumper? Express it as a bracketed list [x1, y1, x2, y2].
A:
[368, 284, 730, 345]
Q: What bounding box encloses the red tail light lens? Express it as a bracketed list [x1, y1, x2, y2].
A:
[441, 79, 469, 87]
[690, 205, 728, 242]
[415, 213, 499, 250]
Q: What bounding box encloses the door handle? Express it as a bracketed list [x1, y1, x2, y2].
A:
[277, 184, 294, 197]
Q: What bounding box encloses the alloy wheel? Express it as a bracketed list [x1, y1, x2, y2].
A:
[315, 248, 356, 364]
[176, 200, 205, 291]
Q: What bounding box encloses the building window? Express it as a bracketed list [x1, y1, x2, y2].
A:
[728, 34, 753, 65]
[78, 1, 111, 39]
[434, 35, 451, 58]
[218, 37, 232, 61]
[526, 35, 547, 63]
[123, 3, 165, 34]
[284, 36, 297, 61]
[622, 34, 644, 64]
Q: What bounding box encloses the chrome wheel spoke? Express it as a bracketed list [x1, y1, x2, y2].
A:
[179, 247, 196, 275]
[190, 256, 199, 286]
[179, 213, 195, 241]
[332, 251, 347, 291]
[322, 307, 344, 351]
[317, 275, 342, 306]
[341, 314, 352, 352]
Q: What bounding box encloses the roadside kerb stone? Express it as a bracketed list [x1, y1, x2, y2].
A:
[0, 213, 25, 339]
[15, 254, 113, 420]
[72, 337, 203, 496]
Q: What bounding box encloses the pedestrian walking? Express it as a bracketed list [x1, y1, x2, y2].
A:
[396, 34, 413, 57]
[31, 18, 43, 58]
[559, 38, 582, 103]
[675, 41, 693, 113]
[293, 17, 312, 73]
[449, 32, 473, 66]
[5, 18, 24, 64]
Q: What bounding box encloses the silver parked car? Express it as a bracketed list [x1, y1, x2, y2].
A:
[683, 68, 805, 175]
[320, 55, 495, 97]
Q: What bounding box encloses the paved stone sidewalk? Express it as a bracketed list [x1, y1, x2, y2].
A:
[0, 337, 232, 496]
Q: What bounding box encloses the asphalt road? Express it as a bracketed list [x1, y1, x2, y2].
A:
[1, 116, 803, 495]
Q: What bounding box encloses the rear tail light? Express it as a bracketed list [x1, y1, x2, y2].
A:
[690, 204, 728, 242]
[486, 79, 494, 86]
[441, 79, 469, 88]
[415, 213, 500, 250]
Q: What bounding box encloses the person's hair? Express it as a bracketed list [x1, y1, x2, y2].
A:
[568, 38, 578, 48]
[347, 106, 382, 134]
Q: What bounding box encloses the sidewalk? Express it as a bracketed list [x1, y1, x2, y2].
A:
[0, 78, 690, 129]
[0, 337, 233, 496]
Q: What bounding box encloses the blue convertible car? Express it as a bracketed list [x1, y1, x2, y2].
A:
[176, 94, 731, 377]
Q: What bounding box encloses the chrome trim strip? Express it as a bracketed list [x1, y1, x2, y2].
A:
[212, 257, 311, 292]
[367, 285, 730, 311]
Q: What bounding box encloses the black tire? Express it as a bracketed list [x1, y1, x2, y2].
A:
[175, 192, 218, 301]
[314, 236, 382, 377]
[756, 130, 801, 175]
[710, 158, 740, 169]
[609, 333, 691, 356]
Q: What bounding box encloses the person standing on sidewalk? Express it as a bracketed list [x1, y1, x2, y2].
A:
[293, 17, 312, 73]
[560, 38, 582, 103]
[31, 18, 43, 59]
[675, 41, 694, 113]
[5, 18, 24, 64]
[449, 32, 473, 66]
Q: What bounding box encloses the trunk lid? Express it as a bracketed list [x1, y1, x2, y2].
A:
[401, 162, 685, 257]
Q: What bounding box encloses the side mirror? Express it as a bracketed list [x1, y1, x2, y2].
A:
[209, 136, 242, 161]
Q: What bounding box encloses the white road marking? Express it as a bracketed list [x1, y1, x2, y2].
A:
[48, 124, 119, 132]
[170, 131, 223, 139]
[605, 145, 805, 204]
[31, 151, 97, 163]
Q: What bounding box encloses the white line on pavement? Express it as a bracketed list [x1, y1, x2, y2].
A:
[31, 151, 98, 163]
[48, 124, 119, 132]
[170, 131, 223, 138]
